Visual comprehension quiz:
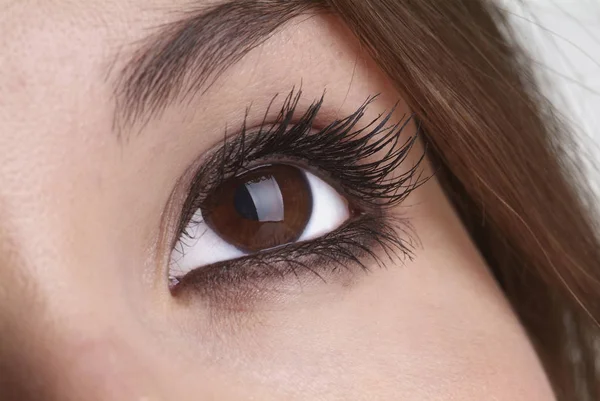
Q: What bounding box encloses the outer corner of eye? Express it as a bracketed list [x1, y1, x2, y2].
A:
[167, 164, 353, 284]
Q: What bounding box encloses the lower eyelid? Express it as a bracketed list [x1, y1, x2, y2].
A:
[170, 213, 413, 302]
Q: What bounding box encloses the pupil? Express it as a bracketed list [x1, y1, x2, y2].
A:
[233, 184, 259, 221]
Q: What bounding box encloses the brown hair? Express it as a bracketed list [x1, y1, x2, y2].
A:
[323, 0, 600, 399]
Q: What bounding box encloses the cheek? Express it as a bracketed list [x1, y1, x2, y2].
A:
[160, 177, 554, 401]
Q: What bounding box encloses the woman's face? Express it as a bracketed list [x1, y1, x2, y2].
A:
[0, 1, 555, 400]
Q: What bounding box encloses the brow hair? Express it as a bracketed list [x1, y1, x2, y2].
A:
[114, 0, 322, 133]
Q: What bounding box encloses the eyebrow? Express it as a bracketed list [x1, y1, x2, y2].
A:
[114, 0, 321, 132]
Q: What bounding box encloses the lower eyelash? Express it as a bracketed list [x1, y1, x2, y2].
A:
[171, 213, 418, 303]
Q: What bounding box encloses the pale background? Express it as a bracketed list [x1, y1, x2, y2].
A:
[503, 0, 600, 195]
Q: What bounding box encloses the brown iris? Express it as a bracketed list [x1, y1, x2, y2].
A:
[203, 164, 313, 252]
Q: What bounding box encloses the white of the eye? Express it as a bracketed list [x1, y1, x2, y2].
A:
[298, 172, 349, 241]
[169, 210, 246, 277]
[169, 170, 350, 278]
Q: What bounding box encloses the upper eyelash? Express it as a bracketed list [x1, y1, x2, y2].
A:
[175, 88, 428, 241]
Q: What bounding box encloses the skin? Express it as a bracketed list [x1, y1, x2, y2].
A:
[0, 1, 555, 400]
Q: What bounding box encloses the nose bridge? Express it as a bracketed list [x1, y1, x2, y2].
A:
[0, 222, 48, 397]
[0, 262, 48, 401]
[0, 244, 162, 401]
[0, 306, 63, 401]
[0, 297, 163, 401]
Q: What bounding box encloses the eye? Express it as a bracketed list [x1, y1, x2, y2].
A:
[169, 164, 353, 280]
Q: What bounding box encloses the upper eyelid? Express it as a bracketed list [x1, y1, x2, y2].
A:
[172, 90, 427, 255]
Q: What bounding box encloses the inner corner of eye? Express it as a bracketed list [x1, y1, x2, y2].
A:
[167, 164, 352, 280]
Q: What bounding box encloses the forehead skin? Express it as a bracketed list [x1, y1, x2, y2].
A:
[0, 1, 555, 400]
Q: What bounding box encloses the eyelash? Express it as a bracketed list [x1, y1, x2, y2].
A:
[170, 89, 427, 297]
